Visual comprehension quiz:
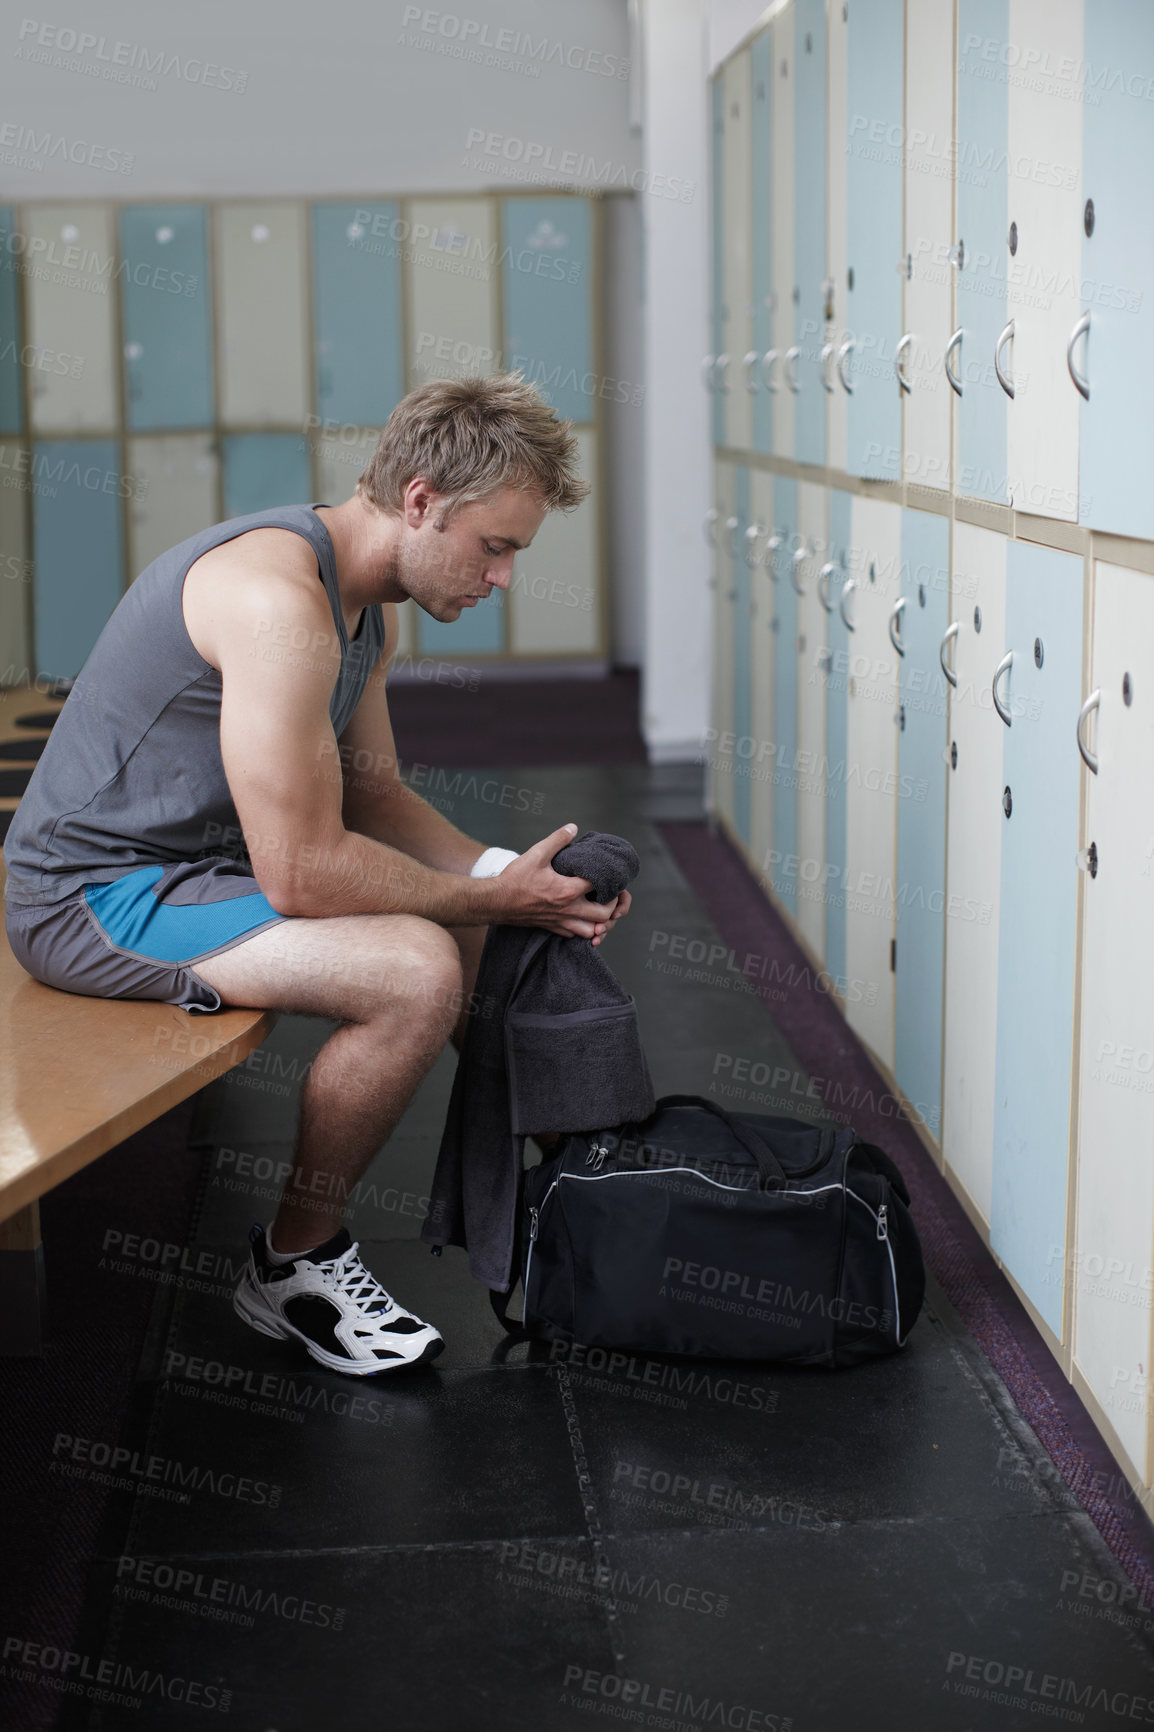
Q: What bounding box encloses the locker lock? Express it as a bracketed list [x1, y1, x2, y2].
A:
[918, 583, 926, 608]
[973, 605, 982, 633]
[1078, 842, 1099, 878]
[1084, 199, 1095, 237]
[1003, 785, 1013, 819]
[847, 266, 855, 292]
[869, 560, 876, 584]
[805, 32, 813, 52]
[1034, 637, 1044, 669]
[898, 705, 906, 731]
[1008, 221, 1018, 257]
[1123, 672, 1133, 707]
[950, 741, 958, 770]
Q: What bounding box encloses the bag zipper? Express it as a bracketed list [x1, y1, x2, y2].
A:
[585, 1139, 610, 1171]
[876, 1203, 889, 1242]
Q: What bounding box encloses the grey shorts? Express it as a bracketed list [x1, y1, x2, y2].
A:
[5, 856, 287, 1014]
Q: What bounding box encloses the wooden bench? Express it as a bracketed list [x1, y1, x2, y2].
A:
[0, 684, 275, 1352]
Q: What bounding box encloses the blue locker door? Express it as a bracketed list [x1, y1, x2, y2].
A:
[33, 440, 125, 679]
[750, 27, 774, 456]
[223, 434, 311, 518]
[845, 0, 903, 480]
[1078, 2, 1154, 541]
[710, 77, 726, 448]
[0, 208, 21, 434]
[732, 466, 752, 847]
[120, 205, 213, 432]
[955, 1, 1009, 503]
[793, 0, 827, 466]
[895, 510, 949, 1141]
[990, 541, 1083, 1335]
[417, 587, 505, 656]
[313, 203, 403, 429]
[771, 475, 798, 917]
[502, 199, 592, 425]
[824, 490, 852, 986]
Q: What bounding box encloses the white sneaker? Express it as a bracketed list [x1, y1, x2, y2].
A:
[233, 1224, 444, 1376]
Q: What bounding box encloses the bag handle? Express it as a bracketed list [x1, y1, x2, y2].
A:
[622, 1092, 788, 1190]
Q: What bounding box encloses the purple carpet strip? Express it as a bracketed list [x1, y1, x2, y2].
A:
[658, 818, 1154, 1603]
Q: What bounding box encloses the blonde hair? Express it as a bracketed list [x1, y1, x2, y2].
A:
[357, 373, 590, 520]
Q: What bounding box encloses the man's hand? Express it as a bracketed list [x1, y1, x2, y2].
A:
[493, 825, 632, 941]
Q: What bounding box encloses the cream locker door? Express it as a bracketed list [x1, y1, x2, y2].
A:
[216, 204, 309, 427]
[771, 9, 795, 460]
[721, 51, 753, 453]
[903, 0, 954, 494]
[709, 459, 737, 830]
[0, 446, 30, 680]
[23, 205, 117, 433]
[508, 429, 599, 655]
[795, 480, 828, 959]
[748, 466, 776, 879]
[1005, 0, 1083, 521]
[1073, 561, 1154, 1477]
[313, 425, 380, 508]
[126, 435, 218, 577]
[825, 0, 849, 472]
[941, 523, 1006, 1225]
[405, 200, 498, 391]
[843, 496, 901, 1066]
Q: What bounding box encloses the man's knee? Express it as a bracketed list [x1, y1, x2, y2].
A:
[369, 916, 463, 1023]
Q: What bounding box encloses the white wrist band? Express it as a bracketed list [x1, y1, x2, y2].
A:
[469, 846, 520, 878]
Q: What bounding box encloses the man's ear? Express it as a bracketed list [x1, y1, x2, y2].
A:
[402, 476, 434, 527]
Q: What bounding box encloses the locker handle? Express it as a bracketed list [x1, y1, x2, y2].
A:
[742, 350, 761, 392]
[701, 354, 717, 391]
[817, 562, 837, 612]
[836, 339, 855, 394]
[784, 346, 801, 393]
[744, 522, 767, 567]
[1067, 311, 1090, 401]
[994, 320, 1016, 399]
[992, 650, 1014, 727]
[894, 332, 914, 396]
[715, 353, 731, 393]
[703, 507, 719, 547]
[839, 576, 857, 632]
[761, 349, 780, 393]
[939, 621, 959, 689]
[723, 515, 740, 557]
[790, 544, 807, 594]
[819, 343, 836, 393]
[765, 530, 784, 580]
[944, 329, 964, 396]
[1077, 689, 1100, 775]
[888, 598, 906, 657]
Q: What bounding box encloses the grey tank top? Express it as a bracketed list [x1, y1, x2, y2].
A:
[3, 504, 386, 909]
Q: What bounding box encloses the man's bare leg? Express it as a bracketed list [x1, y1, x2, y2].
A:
[193, 912, 464, 1253]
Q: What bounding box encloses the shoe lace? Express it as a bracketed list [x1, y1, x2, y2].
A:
[318, 1242, 396, 1316]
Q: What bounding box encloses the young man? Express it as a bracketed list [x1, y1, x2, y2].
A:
[3, 374, 632, 1375]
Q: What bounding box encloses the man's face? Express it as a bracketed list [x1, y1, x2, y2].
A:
[396, 482, 548, 622]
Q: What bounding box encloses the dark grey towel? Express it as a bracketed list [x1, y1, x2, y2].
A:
[421, 829, 654, 1290]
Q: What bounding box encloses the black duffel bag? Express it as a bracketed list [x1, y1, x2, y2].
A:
[494, 1094, 925, 1367]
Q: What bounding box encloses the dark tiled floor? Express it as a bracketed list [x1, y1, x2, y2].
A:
[42, 765, 1154, 1730]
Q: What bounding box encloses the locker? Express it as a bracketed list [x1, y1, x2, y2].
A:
[770, 13, 795, 461]
[795, 480, 829, 961]
[843, 495, 902, 1066]
[990, 540, 1084, 1338]
[507, 428, 599, 656]
[894, 509, 950, 1142]
[223, 433, 311, 519]
[825, 0, 850, 473]
[1004, 0, 1083, 521]
[312, 203, 403, 430]
[793, 0, 827, 467]
[721, 52, 754, 453]
[501, 198, 593, 425]
[1077, 0, 1154, 542]
[730, 464, 753, 846]
[748, 466, 776, 877]
[770, 475, 799, 918]
[32, 440, 124, 680]
[405, 199, 498, 393]
[313, 424, 380, 509]
[955, 1, 1009, 503]
[941, 524, 1006, 1224]
[127, 434, 218, 576]
[0, 209, 22, 434]
[216, 203, 309, 427]
[709, 77, 726, 451]
[708, 460, 737, 831]
[417, 587, 504, 657]
[1073, 561, 1154, 1474]
[120, 205, 213, 433]
[0, 444, 30, 678]
[23, 205, 118, 434]
[844, 0, 903, 480]
[823, 488, 852, 986]
[388, 599, 416, 664]
[749, 27, 774, 457]
[902, 0, 954, 493]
